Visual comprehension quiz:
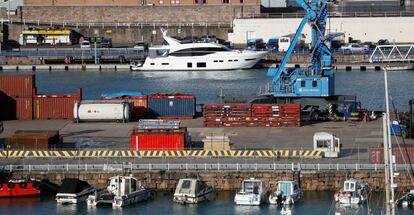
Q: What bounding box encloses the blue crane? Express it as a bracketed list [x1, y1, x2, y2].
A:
[267, 0, 334, 98]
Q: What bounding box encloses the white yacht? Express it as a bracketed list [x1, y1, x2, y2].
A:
[56, 178, 96, 204]
[234, 178, 268, 206]
[334, 178, 369, 205]
[269, 181, 303, 205]
[87, 175, 153, 208]
[173, 178, 214, 204]
[132, 29, 267, 71]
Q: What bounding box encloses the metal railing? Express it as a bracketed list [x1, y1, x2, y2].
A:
[239, 11, 414, 19]
[1, 18, 232, 28]
[0, 48, 146, 57]
[1, 163, 408, 173]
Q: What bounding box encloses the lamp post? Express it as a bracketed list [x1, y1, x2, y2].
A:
[7, 0, 11, 22]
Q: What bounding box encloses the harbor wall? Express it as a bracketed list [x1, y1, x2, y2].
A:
[6, 23, 231, 44]
[14, 170, 414, 192]
[8, 5, 259, 24]
[230, 16, 414, 44]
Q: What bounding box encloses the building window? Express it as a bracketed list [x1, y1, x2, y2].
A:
[197, 62, 206, 68]
[195, 0, 206, 4]
[214, 60, 218, 62]
[150, 63, 155, 65]
[171, 0, 180, 4]
[222, 0, 229, 3]
[240, 0, 243, 3]
[159, 0, 164, 4]
[162, 63, 169, 65]
[187, 62, 192, 68]
[219, 60, 224, 62]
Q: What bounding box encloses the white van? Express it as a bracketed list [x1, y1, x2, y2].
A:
[278, 37, 291, 52]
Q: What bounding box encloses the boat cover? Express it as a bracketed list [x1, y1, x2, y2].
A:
[101, 91, 144, 99]
[57, 179, 91, 194]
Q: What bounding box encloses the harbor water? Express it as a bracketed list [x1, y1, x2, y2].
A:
[0, 191, 412, 215]
[4, 68, 414, 111]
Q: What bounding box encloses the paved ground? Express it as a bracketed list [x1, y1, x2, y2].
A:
[0, 117, 410, 165]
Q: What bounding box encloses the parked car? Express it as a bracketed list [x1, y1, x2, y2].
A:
[101, 38, 112, 48]
[80, 40, 91, 48]
[377, 39, 390, 46]
[133, 41, 147, 51]
[247, 38, 266, 51]
[339, 43, 368, 53]
[362, 41, 376, 49]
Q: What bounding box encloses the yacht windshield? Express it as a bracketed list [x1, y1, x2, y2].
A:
[169, 47, 230, 57]
[243, 181, 261, 194]
[148, 49, 169, 58]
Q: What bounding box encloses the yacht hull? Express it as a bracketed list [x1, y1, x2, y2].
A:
[138, 51, 266, 71]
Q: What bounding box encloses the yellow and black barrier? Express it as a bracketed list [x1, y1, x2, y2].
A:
[0, 150, 323, 159]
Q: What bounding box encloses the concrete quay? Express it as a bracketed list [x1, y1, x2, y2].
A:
[0, 117, 409, 164]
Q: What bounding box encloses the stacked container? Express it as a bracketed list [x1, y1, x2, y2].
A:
[130, 120, 187, 151]
[203, 104, 301, 127]
[100, 91, 148, 119]
[0, 75, 35, 120]
[369, 144, 414, 164]
[33, 88, 82, 120]
[148, 93, 195, 119]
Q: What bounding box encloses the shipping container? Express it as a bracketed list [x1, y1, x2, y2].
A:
[101, 95, 147, 118]
[148, 94, 195, 118]
[0, 74, 35, 97]
[369, 145, 414, 164]
[0, 93, 33, 120]
[5, 130, 60, 149]
[203, 103, 301, 127]
[130, 128, 186, 151]
[34, 88, 82, 120]
[73, 100, 130, 123]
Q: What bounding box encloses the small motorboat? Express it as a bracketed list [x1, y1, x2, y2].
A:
[87, 175, 153, 208]
[269, 180, 303, 205]
[334, 178, 369, 205]
[397, 190, 414, 208]
[56, 178, 96, 204]
[234, 178, 268, 206]
[173, 178, 214, 204]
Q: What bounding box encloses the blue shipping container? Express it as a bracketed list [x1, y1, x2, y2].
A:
[148, 95, 195, 117]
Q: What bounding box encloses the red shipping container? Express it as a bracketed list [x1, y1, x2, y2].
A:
[15, 97, 33, 120]
[101, 96, 148, 118]
[0, 75, 35, 97]
[33, 88, 82, 120]
[369, 145, 414, 164]
[130, 128, 186, 151]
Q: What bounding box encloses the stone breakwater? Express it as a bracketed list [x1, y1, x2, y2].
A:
[15, 171, 414, 192]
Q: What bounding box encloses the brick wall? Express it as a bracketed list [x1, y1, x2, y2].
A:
[17, 5, 259, 24]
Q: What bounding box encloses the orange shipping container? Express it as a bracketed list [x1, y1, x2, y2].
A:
[33, 88, 82, 120]
[0, 75, 35, 97]
[15, 97, 33, 120]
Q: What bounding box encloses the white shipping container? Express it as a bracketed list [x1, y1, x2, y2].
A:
[73, 100, 130, 123]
